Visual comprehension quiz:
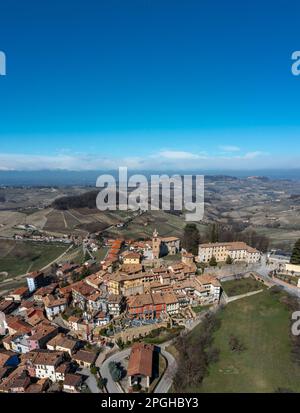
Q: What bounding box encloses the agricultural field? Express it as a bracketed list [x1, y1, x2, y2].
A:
[197, 290, 300, 393]
[0, 239, 68, 279]
[1, 177, 300, 249]
[107, 210, 207, 240]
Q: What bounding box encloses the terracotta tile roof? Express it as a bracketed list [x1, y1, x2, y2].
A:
[26, 308, 45, 326]
[68, 316, 80, 323]
[47, 333, 77, 350]
[0, 367, 11, 380]
[123, 252, 141, 260]
[55, 361, 70, 374]
[120, 263, 143, 274]
[11, 287, 28, 296]
[28, 322, 57, 342]
[73, 350, 97, 365]
[25, 383, 44, 393]
[199, 241, 260, 254]
[182, 252, 194, 258]
[161, 236, 180, 242]
[196, 274, 221, 287]
[0, 300, 17, 313]
[71, 280, 96, 298]
[127, 294, 153, 308]
[6, 316, 32, 334]
[152, 293, 166, 305]
[87, 291, 103, 302]
[64, 373, 82, 387]
[0, 366, 29, 392]
[43, 295, 67, 308]
[152, 267, 168, 274]
[59, 263, 79, 273]
[34, 283, 58, 298]
[25, 350, 64, 367]
[107, 294, 123, 304]
[127, 343, 154, 378]
[84, 273, 104, 288]
[20, 300, 35, 310]
[59, 285, 73, 296]
[160, 293, 178, 305]
[26, 271, 44, 279]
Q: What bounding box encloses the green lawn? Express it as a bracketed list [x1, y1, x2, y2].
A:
[143, 326, 184, 345]
[0, 241, 68, 277]
[221, 277, 265, 297]
[93, 246, 109, 262]
[197, 290, 300, 393]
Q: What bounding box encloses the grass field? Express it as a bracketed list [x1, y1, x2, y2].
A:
[143, 326, 184, 345]
[221, 277, 266, 297]
[0, 240, 68, 277]
[196, 290, 300, 393]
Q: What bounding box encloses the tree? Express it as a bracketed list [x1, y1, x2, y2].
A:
[111, 366, 122, 382]
[208, 223, 219, 243]
[209, 255, 217, 267]
[229, 335, 246, 353]
[291, 239, 300, 265]
[225, 255, 233, 265]
[108, 361, 117, 373]
[90, 366, 98, 375]
[182, 224, 200, 255]
[116, 338, 124, 349]
[84, 251, 91, 263]
[97, 377, 106, 390]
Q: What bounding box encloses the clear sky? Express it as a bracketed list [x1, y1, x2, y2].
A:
[0, 0, 300, 170]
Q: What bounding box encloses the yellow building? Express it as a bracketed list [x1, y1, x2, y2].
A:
[198, 242, 261, 264]
[123, 252, 141, 265]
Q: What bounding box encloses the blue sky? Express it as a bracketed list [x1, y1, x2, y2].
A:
[0, 0, 300, 170]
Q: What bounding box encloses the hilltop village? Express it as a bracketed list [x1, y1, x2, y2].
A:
[0, 229, 264, 393]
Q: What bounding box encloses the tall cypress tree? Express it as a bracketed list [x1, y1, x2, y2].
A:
[291, 239, 300, 265]
[182, 223, 200, 255]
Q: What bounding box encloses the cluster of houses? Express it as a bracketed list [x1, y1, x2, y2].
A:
[0, 229, 262, 392]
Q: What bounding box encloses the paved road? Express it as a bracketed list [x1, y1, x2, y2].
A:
[100, 348, 131, 393]
[78, 367, 101, 393]
[254, 255, 300, 298]
[154, 349, 177, 393]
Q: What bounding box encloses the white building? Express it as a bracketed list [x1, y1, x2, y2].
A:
[27, 351, 69, 383]
[26, 271, 45, 293]
[43, 296, 67, 321]
[10, 334, 31, 354]
[198, 242, 261, 264]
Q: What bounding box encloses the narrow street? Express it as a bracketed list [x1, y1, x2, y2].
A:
[78, 367, 101, 394]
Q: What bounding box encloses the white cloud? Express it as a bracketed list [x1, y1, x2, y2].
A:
[241, 151, 265, 160]
[219, 145, 241, 152]
[157, 150, 206, 160]
[0, 149, 293, 171]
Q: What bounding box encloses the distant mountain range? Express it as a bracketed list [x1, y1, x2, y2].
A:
[0, 169, 300, 187]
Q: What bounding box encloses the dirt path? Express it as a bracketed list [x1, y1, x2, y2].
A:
[61, 212, 68, 229]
